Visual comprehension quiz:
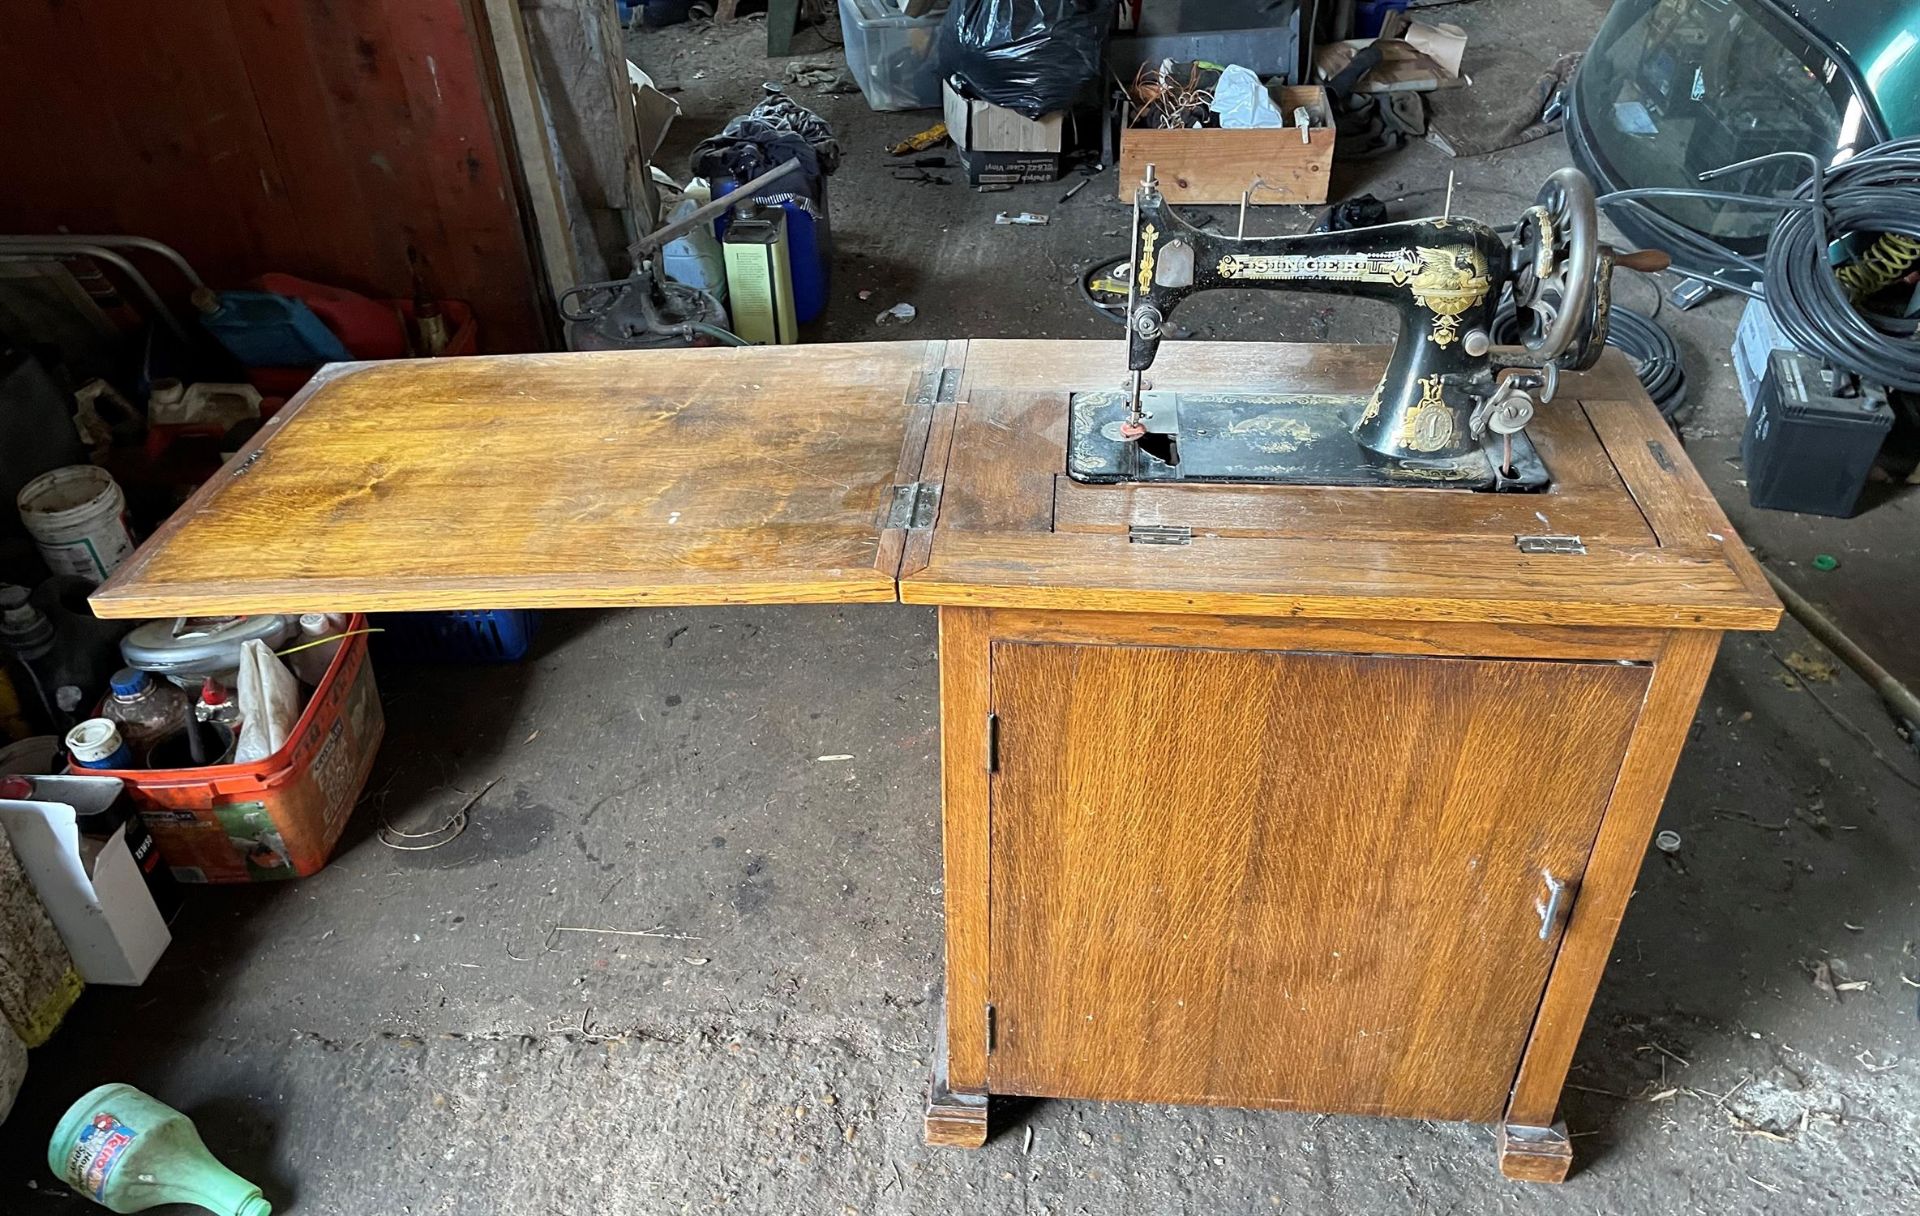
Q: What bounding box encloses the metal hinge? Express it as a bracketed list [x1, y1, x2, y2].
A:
[1515, 534, 1586, 555]
[1129, 524, 1192, 546]
[883, 481, 943, 530]
[984, 1002, 996, 1055]
[913, 366, 963, 406]
[985, 712, 1000, 772]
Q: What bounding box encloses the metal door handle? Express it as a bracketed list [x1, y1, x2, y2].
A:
[1535, 870, 1567, 940]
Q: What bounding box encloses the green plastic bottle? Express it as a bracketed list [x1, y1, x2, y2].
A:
[48, 1083, 272, 1216]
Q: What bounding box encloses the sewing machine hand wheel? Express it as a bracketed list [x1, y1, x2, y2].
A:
[1511, 167, 1603, 368]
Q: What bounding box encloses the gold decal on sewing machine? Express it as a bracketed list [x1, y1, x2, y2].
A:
[1214, 246, 1491, 350]
[1360, 381, 1385, 424]
[1400, 375, 1454, 452]
[1137, 225, 1159, 295]
[1414, 246, 1489, 348]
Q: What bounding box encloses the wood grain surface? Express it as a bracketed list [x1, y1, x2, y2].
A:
[93, 343, 937, 617]
[936, 607, 994, 1096]
[94, 338, 1777, 633]
[964, 608, 1671, 662]
[1118, 86, 1334, 205]
[903, 341, 1780, 631]
[982, 641, 1651, 1121]
[1503, 628, 1724, 1129]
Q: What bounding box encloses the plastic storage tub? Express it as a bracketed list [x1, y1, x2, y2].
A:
[373, 609, 537, 663]
[87, 616, 384, 882]
[840, 0, 946, 112]
[1355, 0, 1411, 37]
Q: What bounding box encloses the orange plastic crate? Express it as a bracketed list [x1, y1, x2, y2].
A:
[87, 616, 384, 882]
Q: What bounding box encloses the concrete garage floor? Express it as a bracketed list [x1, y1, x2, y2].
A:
[7, 1, 1920, 1211]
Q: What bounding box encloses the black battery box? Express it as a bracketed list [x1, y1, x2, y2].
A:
[1742, 351, 1892, 518]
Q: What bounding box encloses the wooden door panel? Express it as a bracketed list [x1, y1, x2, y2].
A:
[985, 643, 1650, 1122]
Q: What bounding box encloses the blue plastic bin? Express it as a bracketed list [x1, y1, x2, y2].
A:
[1355, 0, 1411, 38]
[372, 610, 538, 663]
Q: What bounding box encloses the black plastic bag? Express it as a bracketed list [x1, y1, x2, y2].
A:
[943, 0, 1115, 119]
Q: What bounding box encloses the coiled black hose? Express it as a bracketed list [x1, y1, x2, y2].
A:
[1762, 138, 1920, 393]
[1587, 137, 1920, 392]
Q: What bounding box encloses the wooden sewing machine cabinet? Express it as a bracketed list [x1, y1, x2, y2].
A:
[93, 339, 1778, 1181]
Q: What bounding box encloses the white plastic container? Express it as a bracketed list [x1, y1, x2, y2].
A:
[660, 195, 729, 301]
[286, 613, 349, 686]
[840, 0, 947, 112]
[16, 465, 136, 583]
[65, 718, 130, 769]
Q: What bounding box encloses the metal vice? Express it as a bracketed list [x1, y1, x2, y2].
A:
[1069, 166, 1622, 491]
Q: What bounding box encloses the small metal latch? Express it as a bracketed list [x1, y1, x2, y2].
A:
[1535, 870, 1567, 940]
[984, 1002, 997, 1055]
[1515, 534, 1585, 555]
[883, 481, 942, 529]
[1129, 524, 1192, 546]
[985, 712, 1000, 773]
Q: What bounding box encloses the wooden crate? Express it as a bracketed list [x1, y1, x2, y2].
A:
[1118, 84, 1334, 204]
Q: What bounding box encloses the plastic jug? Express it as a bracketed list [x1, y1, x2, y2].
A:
[716, 167, 832, 324]
[49, 1083, 272, 1215]
[253, 273, 409, 360]
[659, 195, 729, 302]
[100, 669, 190, 763]
[191, 287, 352, 367]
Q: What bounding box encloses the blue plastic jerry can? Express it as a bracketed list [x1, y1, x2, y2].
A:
[716, 169, 832, 326]
[191, 287, 353, 368]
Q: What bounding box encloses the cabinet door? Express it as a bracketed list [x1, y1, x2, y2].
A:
[985, 642, 1650, 1123]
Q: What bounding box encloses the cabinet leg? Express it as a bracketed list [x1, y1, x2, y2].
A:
[924, 1069, 988, 1148]
[1497, 1120, 1573, 1183]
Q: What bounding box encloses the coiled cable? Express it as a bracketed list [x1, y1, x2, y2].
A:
[1760, 138, 1920, 392]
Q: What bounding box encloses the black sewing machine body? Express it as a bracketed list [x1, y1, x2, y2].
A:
[1070, 170, 1609, 492]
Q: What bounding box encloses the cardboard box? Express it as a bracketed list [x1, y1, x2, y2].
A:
[1315, 15, 1469, 93]
[943, 78, 1065, 185]
[0, 776, 171, 986]
[1118, 84, 1334, 205]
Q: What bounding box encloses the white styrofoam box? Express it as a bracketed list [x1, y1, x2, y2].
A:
[1734, 296, 1794, 415]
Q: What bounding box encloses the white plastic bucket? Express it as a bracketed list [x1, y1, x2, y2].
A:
[15, 465, 135, 583]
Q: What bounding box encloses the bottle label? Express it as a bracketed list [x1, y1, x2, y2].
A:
[65, 1113, 138, 1200]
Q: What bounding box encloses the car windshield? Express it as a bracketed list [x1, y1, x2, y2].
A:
[1577, 0, 1850, 240]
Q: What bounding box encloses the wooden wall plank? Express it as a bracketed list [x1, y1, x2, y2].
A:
[0, 0, 546, 351]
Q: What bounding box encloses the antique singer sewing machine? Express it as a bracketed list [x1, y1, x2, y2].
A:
[1074, 165, 1621, 490]
[92, 166, 1775, 1183]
